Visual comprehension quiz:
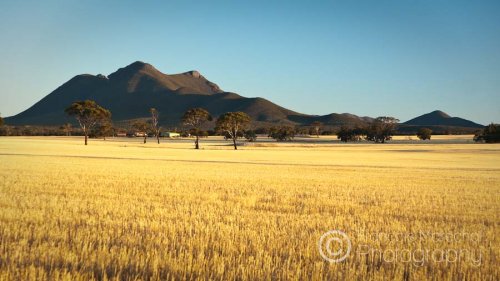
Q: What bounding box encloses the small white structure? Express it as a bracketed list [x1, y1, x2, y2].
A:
[163, 132, 180, 138]
[134, 132, 148, 137]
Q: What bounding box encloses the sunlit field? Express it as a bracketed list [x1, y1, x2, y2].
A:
[0, 136, 499, 280]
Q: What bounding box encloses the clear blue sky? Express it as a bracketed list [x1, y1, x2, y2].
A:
[1, 0, 499, 124]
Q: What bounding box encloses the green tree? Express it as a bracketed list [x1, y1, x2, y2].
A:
[96, 120, 114, 140]
[310, 121, 322, 137]
[416, 128, 432, 140]
[222, 130, 243, 140]
[65, 100, 111, 145]
[255, 127, 270, 135]
[244, 130, 257, 142]
[215, 112, 251, 150]
[269, 126, 295, 141]
[132, 121, 150, 144]
[182, 108, 212, 149]
[365, 116, 399, 143]
[150, 108, 161, 144]
[337, 126, 350, 142]
[474, 123, 500, 143]
[337, 126, 365, 142]
[61, 123, 72, 136]
[0, 115, 9, 135]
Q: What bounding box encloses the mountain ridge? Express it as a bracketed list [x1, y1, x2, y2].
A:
[5, 61, 353, 126]
[4, 62, 485, 130]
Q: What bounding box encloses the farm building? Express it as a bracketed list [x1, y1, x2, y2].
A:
[130, 132, 147, 137]
[163, 132, 180, 138]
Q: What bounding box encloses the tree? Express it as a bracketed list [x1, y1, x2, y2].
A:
[0, 115, 9, 135]
[474, 123, 500, 143]
[132, 120, 150, 144]
[255, 127, 270, 135]
[61, 123, 72, 136]
[337, 126, 349, 142]
[416, 128, 432, 140]
[337, 126, 365, 142]
[182, 108, 212, 149]
[222, 130, 243, 140]
[269, 126, 295, 141]
[297, 126, 309, 135]
[215, 112, 251, 150]
[65, 100, 111, 145]
[365, 116, 399, 143]
[310, 121, 322, 138]
[96, 120, 114, 140]
[244, 130, 257, 142]
[150, 108, 161, 144]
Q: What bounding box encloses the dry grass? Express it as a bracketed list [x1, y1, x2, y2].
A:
[0, 137, 498, 280]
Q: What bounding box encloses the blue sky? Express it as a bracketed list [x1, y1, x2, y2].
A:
[1, 0, 499, 124]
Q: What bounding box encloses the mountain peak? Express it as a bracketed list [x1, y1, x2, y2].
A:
[107, 61, 159, 81]
[404, 110, 483, 128]
[428, 110, 451, 118]
[120, 60, 156, 72]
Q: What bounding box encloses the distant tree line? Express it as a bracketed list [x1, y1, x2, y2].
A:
[0, 124, 84, 136]
[336, 117, 400, 143]
[62, 100, 254, 149]
[3, 100, 495, 146]
[474, 123, 500, 143]
[0, 101, 415, 146]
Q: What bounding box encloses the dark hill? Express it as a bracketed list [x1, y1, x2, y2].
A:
[5, 61, 370, 127]
[403, 110, 483, 128]
[288, 113, 373, 126]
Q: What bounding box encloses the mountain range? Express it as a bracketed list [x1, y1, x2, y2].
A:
[4, 61, 484, 131]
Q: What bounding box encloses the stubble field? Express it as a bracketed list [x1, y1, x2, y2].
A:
[0, 136, 499, 280]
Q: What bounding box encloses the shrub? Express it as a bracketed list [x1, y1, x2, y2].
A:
[417, 128, 432, 140]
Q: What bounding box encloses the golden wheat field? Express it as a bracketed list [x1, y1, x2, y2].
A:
[0, 136, 499, 280]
